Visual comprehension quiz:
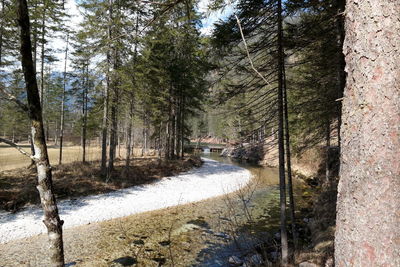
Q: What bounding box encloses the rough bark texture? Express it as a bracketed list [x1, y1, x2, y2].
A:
[335, 1, 400, 266]
[16, 0, 65, 266]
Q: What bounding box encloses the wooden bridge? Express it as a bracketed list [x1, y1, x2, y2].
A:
[184, 143, 225, 153]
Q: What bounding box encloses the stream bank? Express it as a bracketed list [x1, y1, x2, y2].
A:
[220, 141, 340, 266]
[0, 153, 316, 267]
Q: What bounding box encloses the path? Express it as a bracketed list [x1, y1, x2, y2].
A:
[0, 158, 251, 244]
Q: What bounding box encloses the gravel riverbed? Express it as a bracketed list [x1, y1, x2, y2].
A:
[0, 158, 251, 244]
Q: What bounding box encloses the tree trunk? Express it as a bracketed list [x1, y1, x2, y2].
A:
[141, 113, 148, 156]
[81, 66, 88, 163]
[124, 99, 134, 173]
[108, 94, 117, 178]
[39, 7, 45, 106]
[106, 0, 116, 180]
[54, 120, 58, 146]
[0, 0, 3, 68]
[101, 67, 109, 175]
[335, 1, 400, 266]
[283, 67, 297, 251]
[325, 119, 331, 182]
[165, 122, 170, 159]
[59, 33, 68, 165]
[335, 0, 346, 148]
[16, 1, 65, 265]
[180, 97, 185, 158]
[277, 0, 288, 265]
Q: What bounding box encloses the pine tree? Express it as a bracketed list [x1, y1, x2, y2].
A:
[335, 1, 400, 266]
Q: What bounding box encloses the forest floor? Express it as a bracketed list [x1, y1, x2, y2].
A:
[0, 155, 202, 212]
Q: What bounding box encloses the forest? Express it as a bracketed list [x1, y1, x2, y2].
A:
[0, 0, 399, 266]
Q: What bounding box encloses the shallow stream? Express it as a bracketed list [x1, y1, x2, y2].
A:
[0, 153, 310, 267]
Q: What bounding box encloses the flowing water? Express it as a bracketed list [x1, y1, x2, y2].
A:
[0, 153, 310, 267]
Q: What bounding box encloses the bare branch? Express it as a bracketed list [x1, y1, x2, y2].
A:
[0, 86, 29, 112]
[235, 14, 271, 86]
[0, 137, 37, 162]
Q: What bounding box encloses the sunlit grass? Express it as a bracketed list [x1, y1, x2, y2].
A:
[0, 144, 153, 171]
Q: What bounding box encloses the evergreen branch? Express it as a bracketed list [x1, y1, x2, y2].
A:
[0, 137, 37, 162]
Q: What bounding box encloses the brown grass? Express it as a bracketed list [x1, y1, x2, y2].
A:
[0, 144, 156, 171]
[0, 155, 202, 212]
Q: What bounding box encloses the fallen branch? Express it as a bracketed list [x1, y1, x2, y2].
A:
[0, 87, 29, 112]
[0, 137, 37, 162]
[235, 14, 271, 86]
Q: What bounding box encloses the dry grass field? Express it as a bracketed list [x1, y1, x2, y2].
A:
[0, 144, 154, 172]
[0, 154, 202, 211]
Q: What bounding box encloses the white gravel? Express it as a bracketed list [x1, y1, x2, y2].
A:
[0, 158, 251, 244]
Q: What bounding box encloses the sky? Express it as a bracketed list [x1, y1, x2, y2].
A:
[50, 0, 235, 71]
[198, 0, 236, 35]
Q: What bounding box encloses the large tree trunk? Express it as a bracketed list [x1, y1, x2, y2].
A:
[277, 0, 288, 265]
[335, 1, 400, 266]
[16, 0, 65, 265]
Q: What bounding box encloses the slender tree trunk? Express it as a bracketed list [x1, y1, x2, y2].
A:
[39, 7, 46, 106]
[335, 1, 400, 266]
[325, 119, 331, 182]
[165, 121, 170, 159]
[59, 33, 68, 165]
[335, 0, 346, 148]
[141, 113, 148, 156]
[16, 1, 64, 265]
[125, 99, 134, 173]
[174, 106, 179, 157]
[54, 120, 58, 146]
[108, 91, 117, 177]
[283, 67, 297, 251]
[32, 2, 37, 68]
[81, 66, 88, 163]
[170, 111, 175, 159]
[106, 0, 114, 180]
[101, 69, 109, 175]
[0, 0, 3, 69]
[180, 97, 185, 158]
[277, 0, 288, 265]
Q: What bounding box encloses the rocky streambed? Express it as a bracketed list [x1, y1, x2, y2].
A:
[0, 154, 313, 267]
